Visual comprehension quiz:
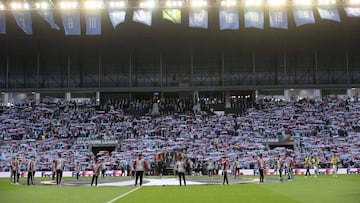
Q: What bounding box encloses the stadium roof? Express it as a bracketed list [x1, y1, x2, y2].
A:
[0, 1, 359, 54]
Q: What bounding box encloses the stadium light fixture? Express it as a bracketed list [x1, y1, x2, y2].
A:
[293, 0, 313, 6]
[244, 0, 262, 7]
[267, 0, 286, 7]
[190, 0, 208, 8]
[34, 0, 52, 9]
[59, 0, 79, 9]
[164, 0, 183, 8]
[139, 0, 157, 8]
[10, 1, 31, 10]
[318, 0, 336, 5]
[219, 0, 238, 7]
[108, 0, 127, 8]
[84, 0, 104, 9]
[349, 0, 360, 4]
[0, 1, 5, 10]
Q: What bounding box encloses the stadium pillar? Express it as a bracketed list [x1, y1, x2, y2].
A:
[314, 89, 321, 99]
[190, 52, 193, 86]
[193, 90, 199, 104]
[129, 53, 132, 88]
[347, 89, 353, 97]
[1, 92, 9, 105]
[284, 89, 290, 101]
[314, 51, 318, 84]
[225, 91, 231, 108]
[96, 91, 100, 106]
[65, 92, 71, 101]
[193, 90, 200, 113]
[6, 56, 9, 89]
[35, 93, 40, 105]
[252, 51, 256, 85]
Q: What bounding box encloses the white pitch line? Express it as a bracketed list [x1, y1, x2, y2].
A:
[106, 187, 141, 203]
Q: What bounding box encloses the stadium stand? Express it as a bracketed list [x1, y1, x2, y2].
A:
[0, 95, 359, 175]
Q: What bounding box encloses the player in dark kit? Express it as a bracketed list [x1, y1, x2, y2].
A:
[27, 156, 35, 185]
[10, 156, 19, 184]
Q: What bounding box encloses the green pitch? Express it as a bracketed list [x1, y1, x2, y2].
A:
[0, 175, 359, 203]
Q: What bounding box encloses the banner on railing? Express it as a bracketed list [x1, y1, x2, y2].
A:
[109, 10, 126, 28]
[0, 11, 5, 34]
[133, 9, 152, 26]
[13, 10, 32, 35]
[189, 9, 208, 29]
[317, 6, 340, 22]
[219, 9, 239, 30]
[85, 11, 101, 35]
[293, 7, 315, 27]
[244, 8, 264, 29]
[269, 8, 288, 29]
[62, 10, 81, 35]
[163, 9, 181, 24]
[38, 10, 61, 30]
[343, 6, 360, 17]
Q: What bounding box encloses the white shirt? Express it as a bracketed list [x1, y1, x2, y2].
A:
[56, 158, 64, 171]
[176, 160, 186, 173]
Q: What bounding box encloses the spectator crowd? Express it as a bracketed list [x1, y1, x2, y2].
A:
[0, 95, 359, 175]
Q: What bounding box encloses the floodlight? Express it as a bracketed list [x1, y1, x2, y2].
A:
[0, 2, 5, 10]
[293, 0, 312, 6]
[318, 0, 336, 5]
[220, 0, 237, 7]
[139, 0, 157, 8]
[349, 0, 360, 4]
[165, 0, 183, 8]
[190, 0, 207, 7]
[59, 0, 79, 9]
[244, 0, 262, 7]
[34, 1, 51, 9]
[84, 0, 104, 9]
[109, 0, 126, 8]
[268, 0, 286, 6]
[10, 1, 30, 10]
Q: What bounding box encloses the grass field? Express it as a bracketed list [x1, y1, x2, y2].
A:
[1, 175, 359, 203]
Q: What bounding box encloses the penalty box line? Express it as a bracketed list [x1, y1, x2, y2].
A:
[106, 187, 141, 203]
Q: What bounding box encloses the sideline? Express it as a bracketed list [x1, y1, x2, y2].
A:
[106, 187, 141, 203]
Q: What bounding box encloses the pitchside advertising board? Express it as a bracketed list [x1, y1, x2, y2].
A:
[0, 170, 127, 178]
[0, 168, 359, 178]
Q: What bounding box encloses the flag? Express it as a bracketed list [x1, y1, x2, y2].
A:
[317, 6, 340, 22]
[343, 6, 360, 17]
[163, 9, 181, 24]
[108, 10, 126, 28]
[293, 7, 315, 27]
[219, 9, 239, 30]
[38, 10, 60, 30]
[269, 8, 288, 29]
[13, 10, 32, 35]
[244, 9, 264, 29]
[85, 11, 101, 35]
[189, 9, 208, 29]
[133, 9, 152, 26]
[0, 11, 5, 34]
[61, 10, 81, 35]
